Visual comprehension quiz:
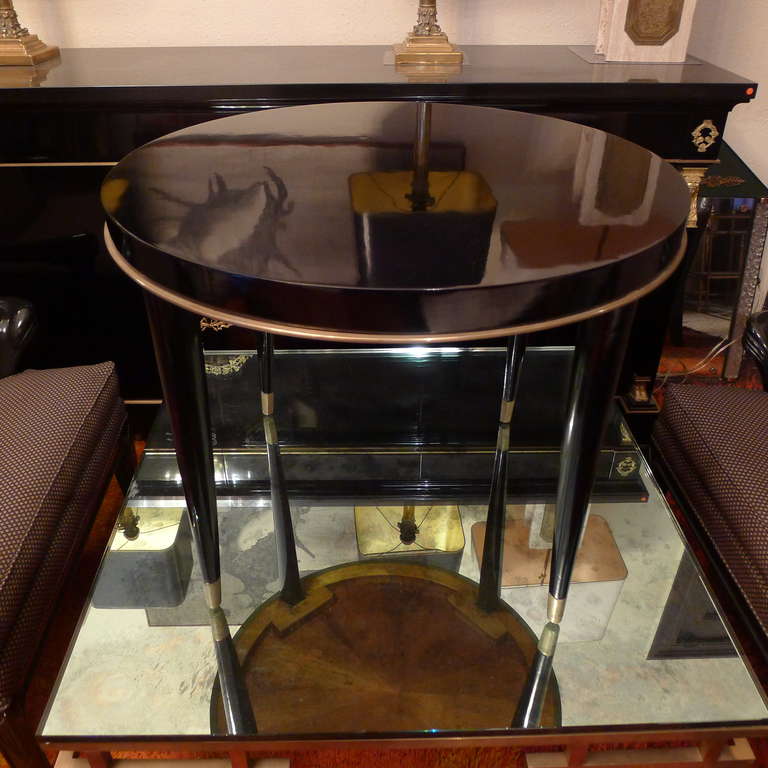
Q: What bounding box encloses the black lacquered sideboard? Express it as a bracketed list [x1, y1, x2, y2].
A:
[0, 44, 757, 421]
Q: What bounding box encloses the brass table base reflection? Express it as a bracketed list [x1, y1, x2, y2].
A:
[211, 562, 560, 735]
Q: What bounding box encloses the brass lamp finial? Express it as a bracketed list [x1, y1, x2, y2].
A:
[394, 0, 463, 69]
[0, 0, 59, 66]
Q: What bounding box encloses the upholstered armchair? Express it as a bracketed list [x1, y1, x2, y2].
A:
[0, 297, 133, 767]
[652, 309, 768, 682]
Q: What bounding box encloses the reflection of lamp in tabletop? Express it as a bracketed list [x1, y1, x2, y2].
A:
[349, 102, 497, 288]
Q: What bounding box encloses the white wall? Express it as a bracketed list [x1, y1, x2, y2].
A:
[689, 0, 768, 185]
[15, 1, 763, 175]
[15, 0, 764, 183]
[688, 1, 768, 310]
[16, 0, 602, 48]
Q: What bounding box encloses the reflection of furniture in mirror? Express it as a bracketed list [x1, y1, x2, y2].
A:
[211, 563, 561, 734]
[648, 553, 735, 660]
[471, 507, 628, 642]
[671, 144, 768, 380]
[350, 103, 496, 287]
[573, 131, 660, 229]
[92, 506, 193, 609]
[354, 503, 465, 571]
[689, 206, 753, 316]
[513, 621, 560, 729]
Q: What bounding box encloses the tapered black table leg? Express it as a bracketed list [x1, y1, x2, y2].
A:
[143, 292, 221, 606]
[548, 305, 637, 624]
[512, 621, 559, 728]
[258, 333, 304, 605]
[144, 293, 257, 733]
[210, 607, 258, 734]
[477, 335, 527, 612]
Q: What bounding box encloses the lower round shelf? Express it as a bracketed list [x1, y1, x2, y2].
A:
[211, 562, 560, 735]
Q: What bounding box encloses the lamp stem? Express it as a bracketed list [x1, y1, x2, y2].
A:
[413, 0, 442, 37]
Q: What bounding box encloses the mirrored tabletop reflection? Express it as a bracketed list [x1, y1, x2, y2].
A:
[40, 348, 768, 740]
[104, 101, 687, 292]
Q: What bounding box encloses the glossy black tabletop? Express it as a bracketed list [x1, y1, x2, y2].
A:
[104, 101, 689, 341]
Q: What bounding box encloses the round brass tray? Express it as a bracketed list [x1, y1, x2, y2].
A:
[211, 562, 561, 735]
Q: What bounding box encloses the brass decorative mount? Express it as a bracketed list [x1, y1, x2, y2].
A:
[0, 0, 59, 66]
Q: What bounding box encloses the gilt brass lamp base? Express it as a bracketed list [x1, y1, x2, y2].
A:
[394, 33, 463, 67]
[0, 34, 58, 66]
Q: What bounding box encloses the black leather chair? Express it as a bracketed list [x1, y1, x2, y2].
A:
[0, 298, 37, 379]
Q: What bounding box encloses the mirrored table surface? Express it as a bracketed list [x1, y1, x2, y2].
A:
[39, 347, 768, 744]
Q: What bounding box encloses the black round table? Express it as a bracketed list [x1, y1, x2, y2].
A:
[102, 101, 689, 734]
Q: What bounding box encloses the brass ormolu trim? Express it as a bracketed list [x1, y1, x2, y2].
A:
[538, 622, 560, 656]
[104, 223, 687, 344]
[701, 175, 746, 188]
[681, 166, 708, 228]
[200, 317, 233, 332]
[205, 353, 252, 376]
[499, 399, 514, 424]
[665, 159, 719, 165]
[263, 415, 278, 445]
[261, 392, 274, 416]
[204, 580, 222, 610]
[691, 119, 720, 154]
[209, 606, 229, 642]
[497, 423, 510, 451]
[624, 0, 685, 46]
[547, 595, 566, 623]
[616, 455, 639, 477]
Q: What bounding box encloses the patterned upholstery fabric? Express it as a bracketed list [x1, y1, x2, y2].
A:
[0, 362, 124, 713]
[654, 384, 768, 634]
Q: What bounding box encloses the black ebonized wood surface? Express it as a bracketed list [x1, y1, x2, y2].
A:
[0, 44, 756, 399]
[104, 102, 688, 338]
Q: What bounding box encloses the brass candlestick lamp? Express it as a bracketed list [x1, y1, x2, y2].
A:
[394, 0, 463, 67]
[0, 0, 58, 66]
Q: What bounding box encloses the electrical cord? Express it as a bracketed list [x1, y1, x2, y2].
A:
[654, 335, 739, 394]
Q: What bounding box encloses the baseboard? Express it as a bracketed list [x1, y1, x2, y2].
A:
[55, 753, 289, 768]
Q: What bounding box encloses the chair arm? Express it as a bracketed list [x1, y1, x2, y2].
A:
[0, 298, 37, 379]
